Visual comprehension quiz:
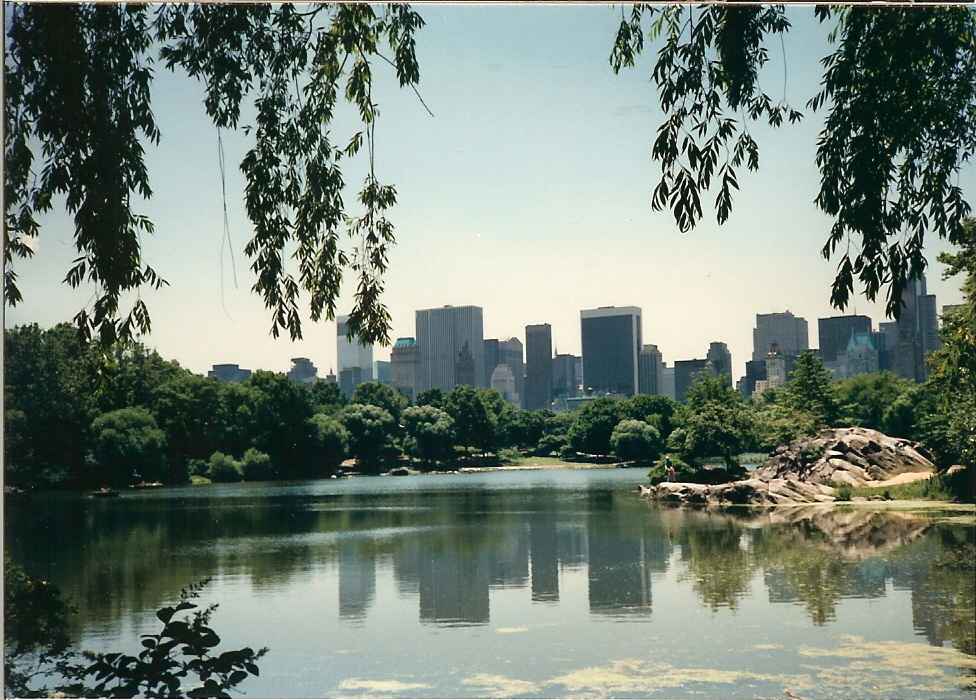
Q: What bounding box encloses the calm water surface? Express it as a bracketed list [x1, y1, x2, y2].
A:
[7, 468, 975, 698]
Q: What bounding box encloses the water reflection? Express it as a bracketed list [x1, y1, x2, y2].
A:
[6, 479, 974, 661]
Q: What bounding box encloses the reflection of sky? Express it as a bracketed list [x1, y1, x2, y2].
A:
[8, 470, 974, 698]
[7, 6, 972, 381]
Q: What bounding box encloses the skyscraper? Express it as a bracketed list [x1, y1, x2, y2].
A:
[752, 311, 809, 361]
[674, 358, 709, 403]
[552, 353, 578, 398]
[892, 274, 940, 382]
[337, 314, 373, 393]
[638, 344, 664, 395]
[485, 337, 524, 401]
[287, 357, 318, 384]
[415, 305, 485, 393]
[818, 314, 872, 364]
[207, 363, 251, 383]
[525, 324, 553, 410]
[391, 337, 419, 400]
[706, 341, 732, 385]
[490, 364, 519, 406]
[580, 306, 642, 396]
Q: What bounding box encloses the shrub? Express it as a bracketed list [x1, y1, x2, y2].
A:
[834, 484, 853, 502]
[497, 447, 522, 464]
[240, 448, 275, 481]
[648, 454, 698, 484]
[534, 432, 568, 456]
[187, 458, 209, 477]
[206, 451, 242, 483]
[610, 419, 662, 464]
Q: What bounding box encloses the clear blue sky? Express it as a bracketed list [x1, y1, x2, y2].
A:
[6, 5, 970, 380]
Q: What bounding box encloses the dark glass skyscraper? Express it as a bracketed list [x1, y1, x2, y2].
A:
[525, 324, 553, 409]
[415, 305, 485, 392]
[580, 307, 641, 396]
[818, 315, 872, 364]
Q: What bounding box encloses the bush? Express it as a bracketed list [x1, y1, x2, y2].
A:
[240, 448, 275, 481]
[206, 451, 242, 483]
[534, 432, 568, 456]
[610, 419, 662, 464]
[834, 484, 853, 502]
[497, 447, 522, 464]
[187, 458, 208, 477]
[558, 444, 577, 460]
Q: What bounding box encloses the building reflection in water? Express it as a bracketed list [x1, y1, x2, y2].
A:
[5, 489, 974, 658]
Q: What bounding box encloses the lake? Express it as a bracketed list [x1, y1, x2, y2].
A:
[6, 468, 975, 699]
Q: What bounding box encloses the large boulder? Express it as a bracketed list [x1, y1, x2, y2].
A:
[641, 427, 935, 506]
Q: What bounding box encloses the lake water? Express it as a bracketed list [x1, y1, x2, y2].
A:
[7, 468, 975, 698]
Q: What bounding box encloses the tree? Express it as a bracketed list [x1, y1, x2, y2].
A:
[567, 398, 622, 456]
[306, 413, 349, 475]
[682, 401, 755, 471]
[610, 419, 663, 464]
[240, 448, 275, 481]
[5, 3, 427, 345]
[415, 388, 445, 409]
[90, 407, 168, 486]
[340, 403, 398, 470]
[506, 410, 547, 450]
[611, 5, 975, 318]
[921, 218, 976, 468]
[246, 372, 315, 476]
[206, 451, 243, 483]
[781, 351, 839, 426]
[151, 374, 224, 482]
[684, 373, 740, 412]
[351, 381, 408, 422]
[619, 394, 678, 442]
[834, 372, 915, 432]
[751, 402, 821, 452]
[402, 405, 455, 465]
[307, 381, 346, 416]
[443, 386, 497, 455]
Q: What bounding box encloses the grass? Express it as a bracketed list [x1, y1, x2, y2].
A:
[190, 475, 212, 486]
[849, 475, 956, 502]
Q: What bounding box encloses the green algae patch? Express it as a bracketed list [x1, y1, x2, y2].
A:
[337, 678, 432, 693]
[547, 658, 813, 696]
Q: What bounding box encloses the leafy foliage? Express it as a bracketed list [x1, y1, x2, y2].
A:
[611, 5, 976, 317]
[443, 386, 497, 454]
[567, 397, 622, 456]
[90, 407, 169, 487]
[351, 381, 409, 421]
[240, 448, 275, 481]
[610, 419, 663, 464]
[5, 3, 427, 345]
[780, 351, 839, 426]
[402, 405, 455, 465]
[206, 452, 243, 483]
[306, 413, 350, 473]
[4, 568, 267, 698]
[340, 403, 398, 470]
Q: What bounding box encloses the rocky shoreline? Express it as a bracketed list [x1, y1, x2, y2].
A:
[639, 427, 941, 506]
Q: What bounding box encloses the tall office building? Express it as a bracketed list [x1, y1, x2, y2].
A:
[638, 344, 664, 395]
[706, 342, 732, 385]
[287, 357, 318, 384]
[337, 314, 373, 394]
[818, 315, 872, 364]
[416, 305, 485, 392]
[552, 353, 578, 398]
[892, 274, 940, 382]
[752, 311, 809, 361]
[739, 359, 767, 398]
[374, 360, 392, 384]
[580, 306, 642, 396]
[485, 338, 525, 401]
[674, 358, 709, 403]
[391, 337, 419, 401]
[525, 324, 553, 410]
[490, 364, 519, 406]
[661, 365, 675, 400]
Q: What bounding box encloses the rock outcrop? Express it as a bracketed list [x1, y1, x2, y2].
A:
[641, 427, 936, 506]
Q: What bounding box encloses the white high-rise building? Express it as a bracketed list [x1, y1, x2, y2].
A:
[337, 314, 374, 385]
[415, 305, 485, 393]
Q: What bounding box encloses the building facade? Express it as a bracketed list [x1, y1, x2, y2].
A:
[752, 311, 809, 361]
[552, 353, 578, 399]
[337, 314, 373, 393]
[580, 306, 642, 396]
[660, 365, 676, 400]
[638, 344, 664, 395]
[892, 274, 940, 382]
[287, 357, 318, 384]
[207, 363, 252, 383]
[739, 359, 767, 398]
[674, 358, 709, 403]
[525, 324, 553, 410]
[391, 337, 419, 401]
[374, 360, 392, 384]
[706, 341, 732, 385]
[415, 305, 485, 393]
[837, 331, 879, 378]
[818, 315, 872, 364]
[490, 364, 519, 406]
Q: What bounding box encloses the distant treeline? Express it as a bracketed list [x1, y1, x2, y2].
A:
[4, 319, 970, 490]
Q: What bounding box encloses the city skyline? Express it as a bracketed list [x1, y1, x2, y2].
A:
[5, 6, 970, 381]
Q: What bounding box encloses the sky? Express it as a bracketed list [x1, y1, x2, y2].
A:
[6, 4, 971, 380]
